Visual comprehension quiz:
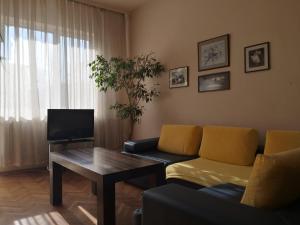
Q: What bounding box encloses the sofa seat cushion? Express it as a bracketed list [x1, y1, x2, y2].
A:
[158, 125, 202, 156]
[166, 158, 252, 187]
[200, 126, 259, 166]
[128, 150, 198, 166]
[198, 183, 245, 203]
[264, 130, 300, 155]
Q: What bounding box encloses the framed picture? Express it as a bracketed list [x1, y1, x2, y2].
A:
[198, 71, 230, 92]
[244, 42, 270, 73]
[198, 34, 230, 71]
[169, 66, 189, 88]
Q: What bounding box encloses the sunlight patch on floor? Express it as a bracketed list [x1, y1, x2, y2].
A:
[14, 211, 70, 225]
[78, 205, 97, 225]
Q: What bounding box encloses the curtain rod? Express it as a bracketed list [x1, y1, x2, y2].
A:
[68, 0, 127, 15]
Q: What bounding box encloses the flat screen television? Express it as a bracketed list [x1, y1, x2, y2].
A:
[47, 109, 94, 142]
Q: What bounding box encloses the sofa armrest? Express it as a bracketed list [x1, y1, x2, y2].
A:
[123, 137, 159, 154]
[142, 184, 284, 225]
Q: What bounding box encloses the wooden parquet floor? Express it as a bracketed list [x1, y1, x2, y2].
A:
[0, 169, 142, 225]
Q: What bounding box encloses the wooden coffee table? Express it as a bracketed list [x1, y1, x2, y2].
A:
[49, 147, 165, 225]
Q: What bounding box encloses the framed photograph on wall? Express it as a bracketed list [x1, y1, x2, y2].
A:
[198, 34, 230, 71]
[169, 66, 189, 88]
[198, 71, 230, 92]
[244, 42, 270, 73]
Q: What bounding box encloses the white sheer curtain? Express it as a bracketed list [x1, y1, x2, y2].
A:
[0, 0, 127, 172]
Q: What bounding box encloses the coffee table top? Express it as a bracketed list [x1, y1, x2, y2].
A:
[50, 147, 162, 177]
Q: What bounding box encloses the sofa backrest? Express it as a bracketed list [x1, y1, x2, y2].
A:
[199, 126, 259, 166]
[264, 130, 300, 154]
[158, 125, 202, 156]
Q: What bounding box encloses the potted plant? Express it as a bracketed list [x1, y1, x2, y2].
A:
[89, 53, 165, 139]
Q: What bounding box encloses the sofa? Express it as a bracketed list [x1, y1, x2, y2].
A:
[140, 182, 300, 225]
[129, 126, 300, 225]
[124, 125, 260, 189]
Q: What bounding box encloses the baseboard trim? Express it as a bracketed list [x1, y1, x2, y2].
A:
[0, 164, 48, 174]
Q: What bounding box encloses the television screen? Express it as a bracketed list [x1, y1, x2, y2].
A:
[47, 109, 94, 141]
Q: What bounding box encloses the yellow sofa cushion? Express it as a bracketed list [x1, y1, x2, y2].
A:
[199, 126, 259, 166]
[166, 158, 252, 187]
[241, 148, 300, 209]
[264, 130, 300, 155]
[158, 125, 202, 156]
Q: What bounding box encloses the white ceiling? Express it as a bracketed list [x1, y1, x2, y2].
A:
[85, 0, 149, 12]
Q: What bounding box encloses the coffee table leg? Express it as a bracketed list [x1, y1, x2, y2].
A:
[97, 178, 115, 225]
[155, 165, 166, 186]
[50, 162, 63, 206]
[91, 181, 97, 195]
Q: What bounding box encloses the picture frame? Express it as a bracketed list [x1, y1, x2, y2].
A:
[169, 66, 189, 88]
[244, 42, 270, 73]
[198, 71, 230, 92]
[198, 34, 230, 71]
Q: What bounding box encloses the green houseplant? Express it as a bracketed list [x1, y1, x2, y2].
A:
[89, 53, 165, 139]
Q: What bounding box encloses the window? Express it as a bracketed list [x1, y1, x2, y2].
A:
[0, 25, 96, 121]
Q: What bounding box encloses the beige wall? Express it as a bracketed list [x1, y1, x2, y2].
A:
[130, 0, 300, 142]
